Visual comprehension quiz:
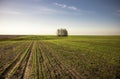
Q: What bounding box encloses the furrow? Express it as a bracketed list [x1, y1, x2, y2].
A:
[38, 42, 52, 79]
[36, 43, 40, 79]
[23, 42, 35, 79]
[41, 41, 82, 79]
[38, 42, 61, 79]
[20, 41, 34, 79]
[0, 41, 30, 79]
[6, 41, 33, 79]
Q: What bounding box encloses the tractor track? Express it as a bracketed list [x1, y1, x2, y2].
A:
[31, 41, 44, 79]
[0, 41, 30, 79]
[38, 44, 55, 79]
[40, 42, 70, 78]
[43, 44, 69, 78]
[0, 41, 33, 79]
[19, 41, 34, 79]
[40, 41, 83, 79]
[23, 42, 34, 79]
[39, 42, 70, 78]
[36, 43, 40, 79]
[0, 41, 26, 71]
[0, 40, 83, 79]
[38, 42, 47, 79]
[10, 41, 33, 79]
[44, 42, 85, 79]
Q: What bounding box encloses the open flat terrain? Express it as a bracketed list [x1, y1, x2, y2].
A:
[0, 35, 120, 79]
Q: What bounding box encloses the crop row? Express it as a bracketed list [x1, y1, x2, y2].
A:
[21, 41, 81, 79]
[38, 41, 81, 79]
[0, 41, 33, 79]
[41, 40, 120, 79]
[0, 41, 30, 74]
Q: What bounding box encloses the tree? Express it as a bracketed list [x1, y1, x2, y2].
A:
[57, 28, 68, 36]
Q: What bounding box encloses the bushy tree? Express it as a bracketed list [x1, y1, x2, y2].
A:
[57, 28, 68, 36]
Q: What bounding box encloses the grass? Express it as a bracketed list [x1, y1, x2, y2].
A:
[0, 35, 120, 79]
[43, 36, 120, 79]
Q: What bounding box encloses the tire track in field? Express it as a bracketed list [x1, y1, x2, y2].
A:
[0, 41, 26, 73]
[10, 41, 33, 79]
[19, 42, 34, 79]
[48, 48, 81, 79]
[23, 41, 35, 79]
[38, 42, 54, 79]
[31, 41, 44, 79]
[39, 42, 69, 79]
[35, 43, 40, 79]
[0, 42, 30, 79]
[44, 42, 85, 79]
[39, 42, 68, 79]
[40, 41, 83, 79]
[38, 45, 44, 79]
[1, 41, 33, 79]
[47, 48, 81, 79]
[37, 41, 48, 79]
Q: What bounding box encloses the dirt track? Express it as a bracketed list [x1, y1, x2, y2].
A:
[0, 41, 81, 79]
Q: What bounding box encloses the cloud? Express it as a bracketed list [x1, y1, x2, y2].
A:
[68, 6, 77, 10]
[31, 7, 58, 14]
[54, 3, 67, 8]
[54, 3, 95, 15]
[54, 2, 78, 11]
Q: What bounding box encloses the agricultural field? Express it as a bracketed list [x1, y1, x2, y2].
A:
[0, 35, 120, 79]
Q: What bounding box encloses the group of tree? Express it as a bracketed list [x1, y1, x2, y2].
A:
[57, 28, 68, 36]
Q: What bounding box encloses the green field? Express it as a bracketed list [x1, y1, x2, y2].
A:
[0, 36, 120, 79]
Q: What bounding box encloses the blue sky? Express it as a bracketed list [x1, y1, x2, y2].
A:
[0, 0, 120, 35]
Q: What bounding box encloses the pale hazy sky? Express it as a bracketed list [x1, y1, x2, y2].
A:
[0, 0, 120, 35]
